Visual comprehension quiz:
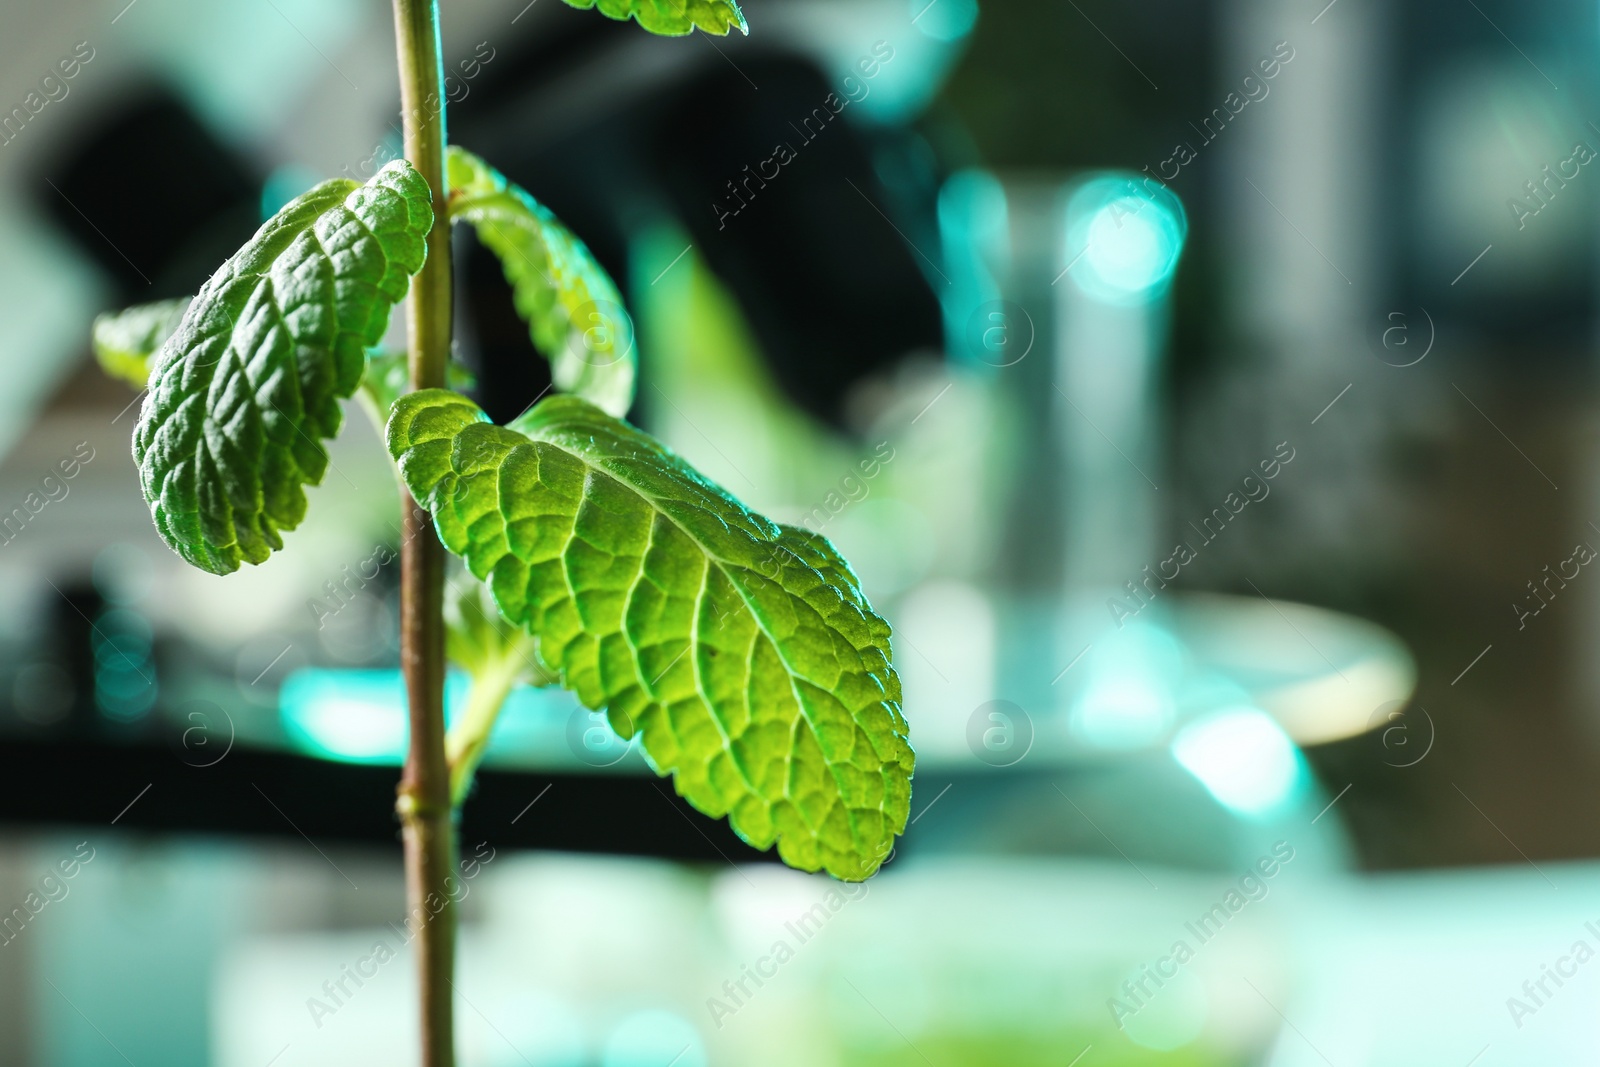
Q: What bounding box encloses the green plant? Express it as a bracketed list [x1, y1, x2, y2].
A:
[91, 2, 913, 1063]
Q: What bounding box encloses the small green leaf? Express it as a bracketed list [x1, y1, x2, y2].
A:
[388, 390, 912, 880]
[359, 350, 476, 425]
[358, 350, 412, 425]
[134, 161, 433, 575]
[561, 0, 747, 36]
[445, 570, 545, 684]
[445, 572, 552, 806]
[446, 147, 636, 418]
[93, 298, 191, 389]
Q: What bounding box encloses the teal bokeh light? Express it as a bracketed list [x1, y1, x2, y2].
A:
[1064, 175, 1187, 305]
[279, 667, 589, 766]
[279, 669, 418, 763]
[912, 0, 978, 42]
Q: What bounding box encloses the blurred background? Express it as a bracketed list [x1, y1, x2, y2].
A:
[0, 0, 1595, 1062]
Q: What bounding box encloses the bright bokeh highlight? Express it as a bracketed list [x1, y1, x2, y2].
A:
[1065, 175, 1188, 304]
[1171, 706, 1305, 818]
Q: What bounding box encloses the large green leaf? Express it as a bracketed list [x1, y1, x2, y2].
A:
[388, 389, 912, 880]
[447, 147, 636, 418]
[93, 298, 191, 389]
[134, 161, 432, 575]
[561, 0, 747, 36]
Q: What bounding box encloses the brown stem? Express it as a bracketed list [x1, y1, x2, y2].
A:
[392, 1, 454, 1065]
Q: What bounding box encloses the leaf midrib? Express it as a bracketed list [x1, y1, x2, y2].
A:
[195, 209, 345, 541]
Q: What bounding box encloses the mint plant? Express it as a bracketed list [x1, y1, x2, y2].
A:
[90, 2, 913, 1062]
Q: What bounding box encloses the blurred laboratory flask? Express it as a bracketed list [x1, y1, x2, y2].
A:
[940, 169, 1187, 733]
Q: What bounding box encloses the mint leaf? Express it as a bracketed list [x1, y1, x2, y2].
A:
[359, 350, 476, 425]
[445, 571, 545, 684]
[388, 390, 913, 880]
[93, 298, 191, 389]
[445, 572, 551, 806]
[359, 350, 412, 424]
[447, 147, 636, 417]
[561, 0, 747, 36]
[133, 161, 432, 575]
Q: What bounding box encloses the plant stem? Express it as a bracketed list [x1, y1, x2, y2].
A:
[392, 2, 455, 1066]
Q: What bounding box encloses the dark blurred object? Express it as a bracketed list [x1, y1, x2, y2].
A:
[450, 13, 944, 428]
[26, 582, 160, 742]
[653, 59, 946, 424]
[46, 582, 101, 732]
[38, 86, 261, 303]
[0, 736, 782, 865]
